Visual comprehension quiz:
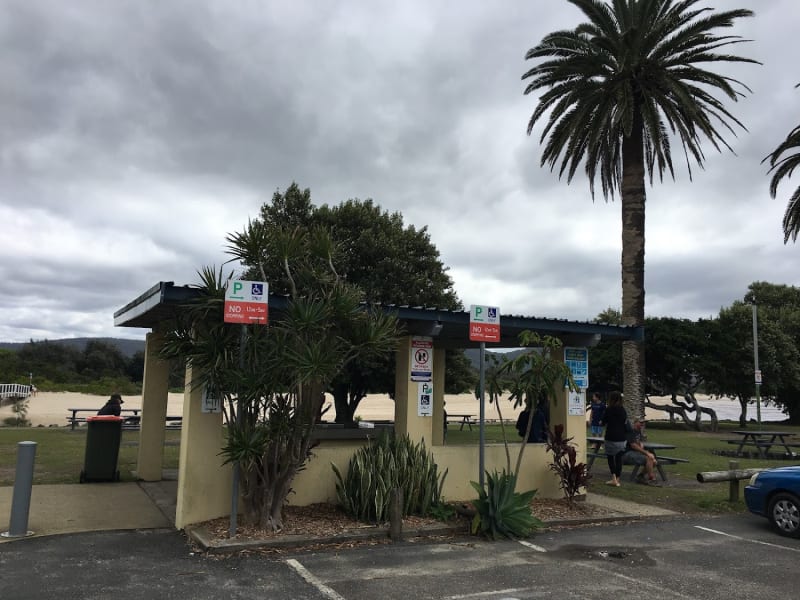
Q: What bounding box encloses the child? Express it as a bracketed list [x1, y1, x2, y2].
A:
[588, 392, 606, 436]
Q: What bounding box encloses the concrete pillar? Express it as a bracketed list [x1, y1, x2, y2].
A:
[137, 331, 170, 481]
[432, 347, 446, 446]
[553, 346, 588, 455]
[174, 364, 232, 529]
[393, 336, 434, 444]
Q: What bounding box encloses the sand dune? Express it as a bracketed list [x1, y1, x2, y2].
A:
[4, 391, 529, 428]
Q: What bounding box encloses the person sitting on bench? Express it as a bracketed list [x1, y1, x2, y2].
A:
[624, 419, 657, 484]
[97, 393, 123, 416]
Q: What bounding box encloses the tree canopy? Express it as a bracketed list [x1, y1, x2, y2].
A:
[589, 282, 800, 427]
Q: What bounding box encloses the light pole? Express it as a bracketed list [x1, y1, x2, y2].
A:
[751, 301, 762, 428]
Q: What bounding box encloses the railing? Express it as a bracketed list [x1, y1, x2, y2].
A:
[0, 384, 31, 401]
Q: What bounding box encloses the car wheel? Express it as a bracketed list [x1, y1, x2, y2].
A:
[768, 493, 800, 537]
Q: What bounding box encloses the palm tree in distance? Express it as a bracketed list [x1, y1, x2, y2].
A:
[522, 0, 757, 419]
[765, 83, 800, 243]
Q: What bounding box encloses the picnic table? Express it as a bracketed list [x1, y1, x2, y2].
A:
[447, 414, 476, 431]
[67, 408, 141, 430]
[724, 430, 798, 458]
[66, 408, 182, 431]
[585, 436, 689, 482]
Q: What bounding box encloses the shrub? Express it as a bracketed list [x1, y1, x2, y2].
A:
[470, 470, 542, 539]
[546, 424, 591, 502]
[332, 431, 447, 523]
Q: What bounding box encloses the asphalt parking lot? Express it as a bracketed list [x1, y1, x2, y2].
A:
[1, 513, 798, 599]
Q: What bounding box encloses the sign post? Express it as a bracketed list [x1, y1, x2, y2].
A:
[752, 302, 762, 428]
[470, 305, 500, 489]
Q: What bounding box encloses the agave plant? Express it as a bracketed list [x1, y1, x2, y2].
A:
[470, 470, 543, 540]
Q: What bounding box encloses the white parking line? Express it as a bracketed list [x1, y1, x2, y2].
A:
[517, 540, 547, 552]
[446, 588, 527, 599]
[286, 558, 347, 600]
[694, 526, 800, 552]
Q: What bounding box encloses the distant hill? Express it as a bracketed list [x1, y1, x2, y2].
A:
[464, 348, 528, 371]
[0, 337, 145, 358]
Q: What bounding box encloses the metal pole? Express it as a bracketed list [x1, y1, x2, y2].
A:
[479, 342, 486, 489]
[229, 324, 247, 538]
[752, 303, 762, 428]
[2, 441, 37, 538]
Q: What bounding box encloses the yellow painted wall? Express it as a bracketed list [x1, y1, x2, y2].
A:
[174, 367, 233, 529]
[287, 439, 561, 506]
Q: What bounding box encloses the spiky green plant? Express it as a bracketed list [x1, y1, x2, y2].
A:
[469, 470, 543, 540]
[332, 431, 447, 523]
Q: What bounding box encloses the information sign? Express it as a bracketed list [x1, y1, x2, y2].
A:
[201, 387, 222, 414]
[564, 347, 588, 390]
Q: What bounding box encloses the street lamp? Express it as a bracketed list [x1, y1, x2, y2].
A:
[751, 301, 762, 428]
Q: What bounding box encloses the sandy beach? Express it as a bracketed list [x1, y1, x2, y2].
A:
[4, 391, 529, 428]
[0, 390, 778, 428]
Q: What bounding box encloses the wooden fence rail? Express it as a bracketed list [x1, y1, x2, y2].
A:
[696, 460, 767, 502]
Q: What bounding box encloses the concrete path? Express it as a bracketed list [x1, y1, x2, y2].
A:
[1, 480, 675, 547]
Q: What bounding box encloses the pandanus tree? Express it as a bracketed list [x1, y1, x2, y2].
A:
[160, 224, 399, 531]
[522, 0, 756, 419]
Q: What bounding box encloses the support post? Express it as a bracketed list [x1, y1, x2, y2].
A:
[2, 441, 37, 538]
[729, 460, 740, 502]
[389, 488, 403, 541]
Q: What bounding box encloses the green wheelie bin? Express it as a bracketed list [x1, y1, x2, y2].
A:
[79, 415, 123, 483]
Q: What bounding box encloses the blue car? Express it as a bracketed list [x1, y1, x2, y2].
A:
[744, 465, 800, 537]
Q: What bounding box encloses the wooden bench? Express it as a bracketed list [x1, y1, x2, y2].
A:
[587, 452, 689, 482]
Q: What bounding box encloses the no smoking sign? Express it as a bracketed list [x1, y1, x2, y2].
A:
[411, 336, 433, 382]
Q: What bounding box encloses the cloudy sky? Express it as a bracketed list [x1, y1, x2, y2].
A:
[1, 0, 797, 343]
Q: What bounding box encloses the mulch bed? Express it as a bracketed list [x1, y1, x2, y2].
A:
[197, 496, 614, 550]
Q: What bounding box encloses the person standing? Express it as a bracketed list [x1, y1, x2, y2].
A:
[588, 392, 605, 436]
[97, 393, 123, 416]
[601, 391, 627, 486]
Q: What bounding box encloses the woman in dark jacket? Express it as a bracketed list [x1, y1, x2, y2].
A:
[600, 391, 627, 486]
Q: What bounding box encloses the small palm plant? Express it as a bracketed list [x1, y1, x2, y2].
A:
[470, 332, 577, 538]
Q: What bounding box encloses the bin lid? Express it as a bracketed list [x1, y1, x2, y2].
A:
[86, 416, 124, 422]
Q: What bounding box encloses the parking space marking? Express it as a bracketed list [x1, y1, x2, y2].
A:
[286, 558, 347, 600]
[571, 559, 695, 599]
[517, 540, 547, 552]
[445, 588, 527, 599]
[694, 526, 800, 552]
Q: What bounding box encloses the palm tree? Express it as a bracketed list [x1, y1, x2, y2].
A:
[522, 0, 756, 419]
[765, 84, 800, 243]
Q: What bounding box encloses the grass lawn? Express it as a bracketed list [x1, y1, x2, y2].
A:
[447, 420, 800, 515]
[3, 421, 799, 516]
[0, 427, 181, 485]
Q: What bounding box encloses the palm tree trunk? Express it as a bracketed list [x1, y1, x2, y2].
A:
[620, 110, 647, 420]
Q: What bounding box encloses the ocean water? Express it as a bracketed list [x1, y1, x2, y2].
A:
[648, 396, 787, 423]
